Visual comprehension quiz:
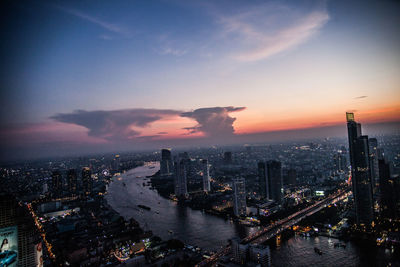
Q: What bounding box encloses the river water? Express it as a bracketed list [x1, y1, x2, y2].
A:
[106, 162, 399, 266]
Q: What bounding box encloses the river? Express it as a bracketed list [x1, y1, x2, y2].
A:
[106, 162, 399, 266]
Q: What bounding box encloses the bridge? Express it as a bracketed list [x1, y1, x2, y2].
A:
[196, 189, 350, 266]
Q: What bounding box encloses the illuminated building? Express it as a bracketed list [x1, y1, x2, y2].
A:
[82, 167, 92, 196]
[233, 178, 246, 217]
[0, 195, 41, 267]
[258, 162, 268, 199]
[249, 245, 271, 267]
[368, 138, 379, 190]
[160, 149, 173, 176]
[231, 237, 248, 264]
[346, 112, 374, 224]
[67, 169, 78, 196]
[51, 170, 63, 197]
[202, 159, 210, 192]
[113, 154, 120, 171]
[379, 159, 400, 219]
[266, 160, 283, 204]
[174, 158, 188, 197]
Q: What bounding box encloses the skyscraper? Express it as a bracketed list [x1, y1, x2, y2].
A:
[266, 160, 283, 204]
[174, 158, 188, 197]
[160, 149, 173, 176]
[224, 151, 233, 164]
[233, 177, 246, 217]
[67, 169, 78, 195]
[368, 138, 379, 189]
[82, 167, 92, 196]
[346, 112, 374, 224]
[258, 162, 268, 199]
[202, 159, 211, 192]
[51, 170, 62, 197]
[379, 159, 399, 219]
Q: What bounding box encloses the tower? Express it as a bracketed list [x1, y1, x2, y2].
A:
[258, 162, 268, 199]
[174, 158, 188, 197]
[233, 178, 246, 217]
[266, 160, 283, 204]
[82, 167, 92, 196]
[67, 169, 78, 196]
[160, 149, 173, 176]
[346, 112, 374, 224]
[202, 159, 210, 192]
[51, 170, 62, 198]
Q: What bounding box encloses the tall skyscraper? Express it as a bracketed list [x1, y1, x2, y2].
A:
[346, 112, 374, 224]
[379, 159, 399, 219]
[113, 155, 120, 172]
[160, 149, 173, 176]
[266, 160, 283, 204]
[202, 159, 211, 192]
[258, 162, 268, 199]
[287, 168, 297, 186]
[174, 158, 188, 197]
[67, 169, 78, 195]
[233, 178, 246, 217]
[51, 170, 62, 197]
[0, 195, 41, 266]
[82, 167, 92, 196]
[368, 138, 379, 189]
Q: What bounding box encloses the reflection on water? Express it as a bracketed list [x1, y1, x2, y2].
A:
[106, 162, 399, 265]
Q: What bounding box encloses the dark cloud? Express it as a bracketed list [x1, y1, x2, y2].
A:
[181, 106, 246, 137]
[51, 109, 180, 142]
[354, 95, 368, 99]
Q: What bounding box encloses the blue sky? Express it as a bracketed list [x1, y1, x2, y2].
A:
[0, 0, 399, 159]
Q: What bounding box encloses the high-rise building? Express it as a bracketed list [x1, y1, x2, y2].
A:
[333, 153, 347, 172]
[82, 167, 92, 196]
[233, 178, 246, 217]
[346, 112, 374, 225]
[51, 170, 63, 197]
[224, 151, 232, 164]
[379, 159, 399, 219]
[67, 169, 78, 195]
[258, 162, 268, 199]
[174, 158, 188, 197]
[0, 195, 41, 267]
[287, 168, 297, 186]
[266, 160, 283, 204]
[202, 159, 211, 192]
[368, 138, 379, 189]
[160, 149, 173, 176]
[249, 245, 271, 267]
[113, 155, 120, 172]
[231, 237, 248, 265]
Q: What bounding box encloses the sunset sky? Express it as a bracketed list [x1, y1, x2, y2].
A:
[1, 0, 399, 160]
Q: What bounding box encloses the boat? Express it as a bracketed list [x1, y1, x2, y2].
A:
[155, 211, 160, 214]
[168, 230, 173, 234]
[137, 205, 151, 211]
[143, 182, 146, 186]
[314, 247, 322, 255]
[122, 182, 126, 187]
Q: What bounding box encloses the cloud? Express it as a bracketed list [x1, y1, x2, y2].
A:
[58, 6, 130, 37]
[216, 3, 329, 61]
[159, 47, 187, 56]
[354, 95, 368, 99]
[51, 109, 181, 142]
[181, 106, 246, 137]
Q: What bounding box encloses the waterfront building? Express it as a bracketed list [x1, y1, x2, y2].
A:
[82, 167, 92, 196]
[231, 237, 248, 265]
[233, 178, 246, 217]
[160, 149, 173, 176]
[249, 245, 271, 267]
[67, 169, 78, 195]
[202, 159, 211, 192]
[174, 158, 188, 197]
[266, 160, 283, 204]
[346, 112, 374, 224]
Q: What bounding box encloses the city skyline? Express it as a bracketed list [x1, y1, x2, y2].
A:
[1, 0, 400, 160]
